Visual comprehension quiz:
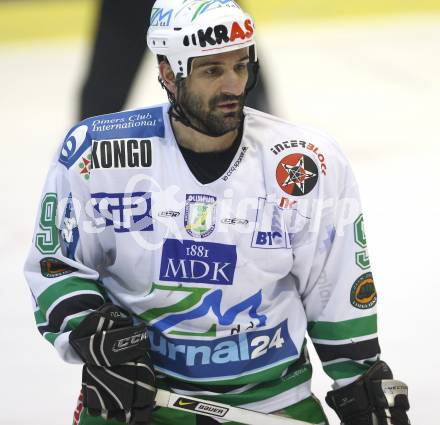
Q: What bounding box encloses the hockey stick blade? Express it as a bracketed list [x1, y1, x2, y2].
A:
[155, 389, 314, 425]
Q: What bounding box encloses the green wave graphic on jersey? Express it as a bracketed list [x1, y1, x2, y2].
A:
[140, 283, 267, 337]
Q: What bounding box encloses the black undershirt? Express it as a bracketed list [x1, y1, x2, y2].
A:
[177, 126, 243, 184]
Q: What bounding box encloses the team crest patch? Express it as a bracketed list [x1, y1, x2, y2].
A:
[350, 272, 377, 309]
[184, 194, 216, 238]
[276, 153, 319, 196]
[40, 257, 78, 278]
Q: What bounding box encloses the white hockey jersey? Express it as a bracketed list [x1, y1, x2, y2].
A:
[24, 104, 379, 413]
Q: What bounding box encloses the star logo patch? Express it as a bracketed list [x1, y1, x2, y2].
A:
[78, 153, 92, 180]
[276, 154, 319, 196]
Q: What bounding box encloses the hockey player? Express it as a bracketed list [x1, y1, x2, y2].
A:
[24, 1, 411, 424]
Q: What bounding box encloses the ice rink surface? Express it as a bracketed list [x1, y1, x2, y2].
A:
[1, 13, 439, 424]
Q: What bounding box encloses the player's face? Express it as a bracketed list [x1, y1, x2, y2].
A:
[179, 48, 250, 136]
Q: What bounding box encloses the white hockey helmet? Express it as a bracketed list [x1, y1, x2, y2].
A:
[147, 0, 258, 79]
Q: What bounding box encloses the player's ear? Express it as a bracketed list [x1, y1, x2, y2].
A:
[159, 60, 177, 96]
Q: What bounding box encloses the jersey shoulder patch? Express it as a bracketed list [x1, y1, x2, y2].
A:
[84, 105, 165, 140]
[58, 123, 91, 169]
[58, 105, 166, 169]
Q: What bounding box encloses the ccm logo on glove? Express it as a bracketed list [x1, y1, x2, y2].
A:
[69, 304, 156, 424]
[112, 331, 147, 352]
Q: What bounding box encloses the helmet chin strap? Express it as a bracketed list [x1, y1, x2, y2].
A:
[159, 61, 260, 138]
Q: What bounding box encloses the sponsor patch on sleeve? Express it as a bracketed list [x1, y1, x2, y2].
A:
[40, 257, 78, 278]
[350, 272, 377, 309]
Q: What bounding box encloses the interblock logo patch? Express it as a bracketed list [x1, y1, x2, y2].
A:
[276, 153, 319, 196]
[90, 192, 153, 233]
[159, 239, 237, 285]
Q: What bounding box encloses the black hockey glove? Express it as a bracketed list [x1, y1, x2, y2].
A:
[69, 304, 156, 424]
[326, 361, 410, 425]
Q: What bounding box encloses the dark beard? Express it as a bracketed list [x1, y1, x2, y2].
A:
[178, 86, 245, 136]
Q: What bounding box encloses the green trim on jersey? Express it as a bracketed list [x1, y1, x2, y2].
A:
[34, 276, 105, 345]
[34, 309, 46, 325]
[157, 358, 303, 387]
[283, 396, 328, 424]
[36, 277, 105, 314]
[43, 312, 90, 344]
[308, 314, 377, 340]
[323, 360, 372, 380]
[157, 363, 312, 407]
